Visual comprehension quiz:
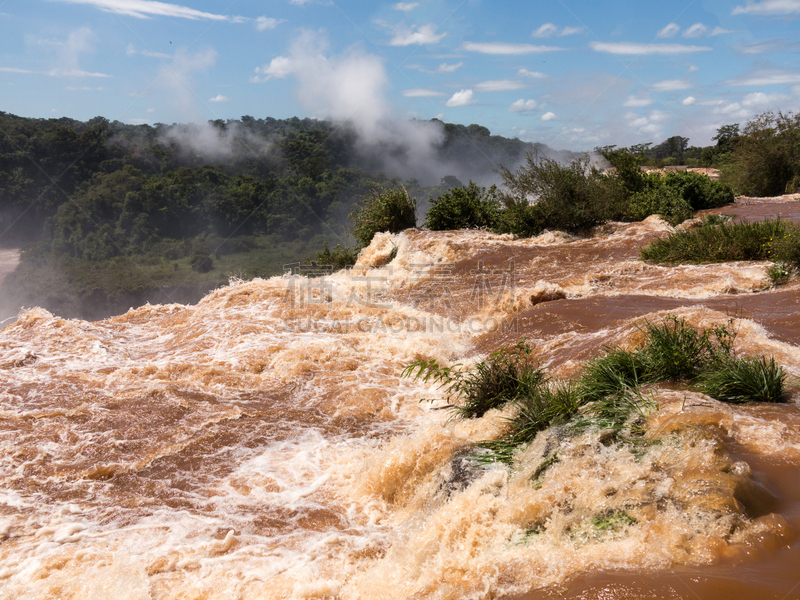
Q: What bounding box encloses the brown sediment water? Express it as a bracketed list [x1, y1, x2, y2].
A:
[1, 198, 800, 599]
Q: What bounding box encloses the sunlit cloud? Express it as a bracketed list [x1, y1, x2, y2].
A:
[532, 23, 584, 37]
[682, 96, 696, 105]
[435, 62, 462, 73]
[252, 56, 293, 81]
[727, 68, 800, 85]
[0, 66, 37, 73]
[475, 79, 526, 92]
[651, 79, 692, 91]
[402, 88, 445, 97]
[590, 41, 712, 54]
[657, 23, 680, 38]
[48, 0, 235, 20]
[209, 94, 229, 102]
[509, 99, 539, 112]
[389, 24, 446, 46]
[683, 23, 708, 37]
[392, 2, 418, 10]
[517, 68, 546, 78]
[255, 17, 286, 31]
[532, 23, 558, 38]
[461, 41, 563, 54]
[445, 89, 475, 107]
[733, 0, 800, 15]
[624, 95, 653, 107]
[541, 111, 557, 121]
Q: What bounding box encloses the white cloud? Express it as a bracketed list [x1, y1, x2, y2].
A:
[541, 111, 556, 121]
[445, 89, 475, 107]
[255, 17, 285, 31]
[509, 99, 539, 112]
[252, 55, 293, 81]
[687, 64, 699, 73]
[392, 2, 418, 10]
[475, 79, 526, 92]
[48, 0, 233, 20]
[710, 26, 734, 35]
[590, 41, 712, 54]
[390, 24, 446, 46]
[624, 95, 653, 107]
[402, 88, 445, 97]
[742, 91, 789, 106]
[435, 61, 462, 73]
[682, 96, 696, 105]
[532, 23, 559, 38]
[0, 66, 37, 74]
[733, 0, 800, 15]
[657, 23, 680, 38]
[727, 68, 800, 86]
[532, 23, 583, 37]
[683, 23, 708, 37]
[461, 41, 563, 54]
[517, 68, 546, 78]
[209, 94, 229, 102]
[651, 79, 692, 91]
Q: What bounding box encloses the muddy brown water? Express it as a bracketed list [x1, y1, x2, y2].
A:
[2, 199, 800, 599]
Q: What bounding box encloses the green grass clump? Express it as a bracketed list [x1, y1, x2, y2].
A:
[640, 218, 796, 265]
[404, 316, 787, 468]
[403, 340, 545, 419]
[697, 356, 786, 403]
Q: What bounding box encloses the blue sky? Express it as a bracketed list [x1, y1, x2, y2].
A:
[1, 0, 799, 149]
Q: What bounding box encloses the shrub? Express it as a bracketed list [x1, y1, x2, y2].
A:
[311, 242, 358, 270]
[721, 111, 800, 196]
[350, 184, 417, 248]
[496, 151, 624, 235]
[626, 185, 694, 225]
[662, 170, 735, 210]
[425, 181, 501, 231]
[190, 253, 213, 273]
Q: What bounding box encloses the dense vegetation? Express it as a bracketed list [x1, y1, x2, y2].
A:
[0, 112, 553, 318]
[419, 149, 733, 238]
[1, 108, 797, 318]
[404, 316, 786, 464]
[640, 217, 800, 282]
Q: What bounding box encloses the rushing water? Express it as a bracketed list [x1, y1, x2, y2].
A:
[1, 198, 800, 600]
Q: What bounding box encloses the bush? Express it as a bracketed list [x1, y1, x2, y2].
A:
[350, 184, 417, 248]
[626, 185, 694, 225]
[190, 253, 213, 273]
[310, 242, 359, 270]
[425, 181, 501, 231]
[495, 152, 624, 235]
[721, 111, 800, 196]
[662, 170, 734, 210]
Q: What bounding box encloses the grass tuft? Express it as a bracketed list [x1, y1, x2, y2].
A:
[403, 340, 545, 419]
[641, 218, 798, 266]
[697, 356, 786, 403]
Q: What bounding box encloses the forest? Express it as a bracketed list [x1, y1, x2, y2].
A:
[1, 110, 798, 319]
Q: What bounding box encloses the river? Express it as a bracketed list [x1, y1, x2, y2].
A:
[0, 200, 798, 599]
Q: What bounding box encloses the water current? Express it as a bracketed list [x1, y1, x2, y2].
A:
[1, 197, 799, 599]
